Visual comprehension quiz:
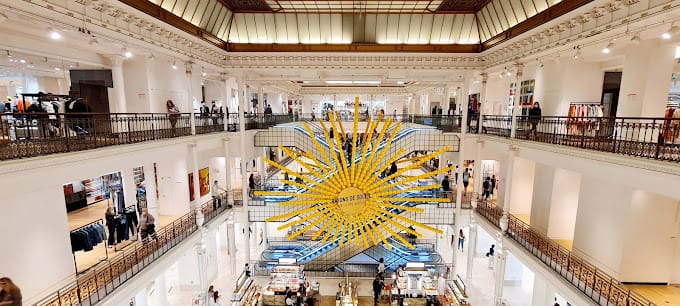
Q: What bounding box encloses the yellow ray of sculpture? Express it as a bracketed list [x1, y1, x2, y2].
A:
[302, 122, 345, 188]
[262, 97, 454, 250]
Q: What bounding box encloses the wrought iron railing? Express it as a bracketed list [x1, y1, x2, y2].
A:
[35, 192, 233, 306]
[475, 201, 656, 306]
[481, 115, 680, 162]
[0, 112, 298, 160]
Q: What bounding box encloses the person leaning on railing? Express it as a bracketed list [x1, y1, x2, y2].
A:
[166, 100, 180, 136]
[0, 277, 22, 306]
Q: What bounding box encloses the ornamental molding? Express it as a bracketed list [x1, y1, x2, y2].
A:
[225, 54, 484, 70]
[480, 0, 680, 68]
[0, 0, 226, 68]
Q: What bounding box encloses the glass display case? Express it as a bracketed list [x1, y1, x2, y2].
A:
[262, 264, 305, 306]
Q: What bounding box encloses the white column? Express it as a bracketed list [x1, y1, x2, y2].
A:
[618, 42, 675, 117]
[223, 137, 234, 206]
[258, 86, 264, 113]
[465, 216, 478, 283]
[477, 73, 488, 133]
[186, 61, 196, 135]
[227, 222, 237, 272]
[493, 242, 508, 306]
[195, 214, 209, 305]
[500, 148, 516, 233]
[473, 141, 483, 196]
[450, 224, 458, 277]
[455, 81, 470, 212]
[222, 75, 229, 131]
[238, 84, 251, 262]
[189, 142, 201, 209]
[106, 55, 127, 113]
[143, 164, 159, 218]
[259, 149, 266, 187]
[443, 86, 451, 115]
[151, 274, 169, 306]
[509, 64, 523, 139]
[245, 84, 251, 113]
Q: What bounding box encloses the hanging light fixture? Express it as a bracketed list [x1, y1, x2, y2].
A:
[171, 60, 177, 70]
[573, 46, 581, 59]
[602, 41, 614, 54]
[122, 47, 133, 58]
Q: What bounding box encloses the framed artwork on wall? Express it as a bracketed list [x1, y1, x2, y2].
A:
[199, 167, 210, 196]
[188, 172, 195, 201]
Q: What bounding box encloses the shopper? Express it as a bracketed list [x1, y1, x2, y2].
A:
[528, 102, 542, 137]
[211, 180, 227, 210]
[378, 258, 385, 274]
[458, 229, 465, 251]
[372, 275, 383, 306]
[389, 162, 398, 176]
[285, 291, 296, 306]
[166, 100, 180, 136]
[441, 175, 450, 193]
[248, 173, 256, 198]
[0, 277, 22, 306]
[482, 177, 491, 199]
[490, 175, 497, 198]
[105, 206, 116, 246]
[487, 244, 495, 269]
[462, 169, 470, 193]
[138, 208, 156, 240]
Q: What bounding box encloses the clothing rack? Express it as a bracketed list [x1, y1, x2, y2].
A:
[70, 218, 108, 274]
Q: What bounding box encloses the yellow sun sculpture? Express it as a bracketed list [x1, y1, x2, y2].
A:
[255, 97, 454, 250]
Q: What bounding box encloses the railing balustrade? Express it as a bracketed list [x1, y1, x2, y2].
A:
[480, 115, 680, 162]
[35, 192, 233, 306]
[474, 201, 656, 306]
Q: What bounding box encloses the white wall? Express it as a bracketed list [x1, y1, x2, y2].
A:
[531, 60, 604, 116]
[123, 56, 152, 113]
[529, 163, 554, 235]
[619, 190, 679, 283]
[147, 59, 189, 113]
[618, 42, 675, 117]
[509, 156, 535, 215]
[547, 168, 581, 240]
[572, 176, 631, 278]
[484, 76, 508, 115]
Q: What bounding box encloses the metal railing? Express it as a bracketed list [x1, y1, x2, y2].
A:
[0, 112, 298, 160]
[475, 201, 656, 306]
[35, 192, 233, 306]
[481, 115, 680, 162]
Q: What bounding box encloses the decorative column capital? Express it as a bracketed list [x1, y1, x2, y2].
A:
[105, 54, 125, 67]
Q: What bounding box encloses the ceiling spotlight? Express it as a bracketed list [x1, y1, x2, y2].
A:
[121, 47, 133, 58]
[6, 50, 11, 58]
[27, 63, 35, 68]
[602, 41, 613, 54]
[171, 61, 177, 70]
[48, 27, 62, 40]
[202, 72, 207, 77]
[631, 33, 641, 45]
[19, 59, 25, 64]
[662, 32, 672, 40]
[55, 67, 61, 71]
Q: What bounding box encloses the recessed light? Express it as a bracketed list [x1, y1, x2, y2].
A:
[48, 27, 62, 40]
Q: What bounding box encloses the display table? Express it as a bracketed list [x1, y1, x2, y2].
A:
[261, 264, 305, 306]
[231, 271, 261, 306]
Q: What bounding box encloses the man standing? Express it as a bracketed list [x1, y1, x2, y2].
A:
[372, 275, 383, 306]
[211, 180, 227, 210]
